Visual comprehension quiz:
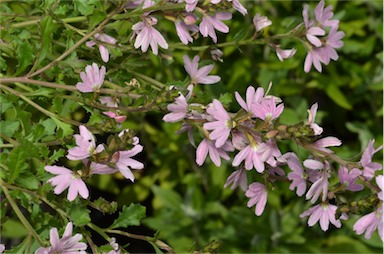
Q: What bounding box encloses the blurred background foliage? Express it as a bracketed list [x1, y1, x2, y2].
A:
[0, 0, 383, 253]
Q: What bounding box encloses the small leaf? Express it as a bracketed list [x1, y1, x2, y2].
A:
[69, 206, 91, 226]
[325, 85, 352, 110]
[15, 173, 40, 190]
[49, 149, 66, 164]
[109, 203, 146, 229]
[91, 197, 118, 214]
[15, 42, 34, 75]
[7, 146, 28, 184]
[38, 16, 55, 64]
[52, 117, 73, 137]
[0, 120, 20, 137]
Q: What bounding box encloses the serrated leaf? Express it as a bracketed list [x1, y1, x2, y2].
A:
[49, 148, 65, 163]
[15, 173, 40, 190]
[109, 203, 146, 229]
[69, 206, 91, 226]
[52, 117, 73, 137]
[15, 42, 34, 75]
[91, 197, 118, 214]
[7, 146, 28, 184]
[74, 0, 102, 16]
[325, 85, 352, 110]
[0, 120, 20, 137]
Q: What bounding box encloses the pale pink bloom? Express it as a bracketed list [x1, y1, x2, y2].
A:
[203, 99, 232, 148]
[183, 55, 221, 85]
[258, 140, 282, 167]
[231, 0, 247, 16]
[100, 96, 118, 107]
[224, 168, 247, 191]
[35, 222, 87, 254]
[300, 203, 341, 231]
[286, 153, 307, 196]
[231, 131, 248, 150]
[210, 48, 223, 62]
[376, 175, 383, 201]
[253, 13, 272, 33]
[196, 138, 233, 167]
[90, 161, 117, 175]
[45, 166, 89, 202]
[126, 0, 155, 9]
[311, 136, 342, 153]
[246, 182, 268, 216]
[232, 143, 265, 173]
[110, 145, 144, 182]
[235, 86, 264, 113]
[304, 48, 324, 73]
[199, 12, 232, 43]
[275, 46, 297, 62]
[175, 19, 198, 45]
[353, 205, 383, 240]
[185, 0, 198, 12]
[252, 97, 284, 122]
[306, 27, 325, 47]
[0, 244, 4, 254]
[360, 139, 383, 180]
[314, 0, 339, 28]
[67, 125, 104, 161]
[306, 103, 323, 135]
[132, 16, 168, 55]
[76, 63, 106, 93]
[338, 166, 363, 192]
[86, 33, 116, 63]
[304, 160, 330, 203]
[102, 237, 121, 254]
[319, 26, 344, 65]
[163, 93, 188, 122]
[103, 112, 127, 123]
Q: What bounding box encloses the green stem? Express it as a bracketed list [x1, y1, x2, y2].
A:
[106, 229, 176, 254]
[27, 3, 125, 78]
[11, 16, 87, 28]
[0, 179, 44, 246]
[87, 223, 111, 242]
[0, 84, 81, 126]
[126, 69, 166, 90]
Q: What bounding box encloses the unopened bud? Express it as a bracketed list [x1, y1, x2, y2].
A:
[277, 125, 287, 132]
[266, 130, 278, 139]
[184, 14, 197, 25]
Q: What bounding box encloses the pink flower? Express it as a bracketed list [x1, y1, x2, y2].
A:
[235, 86, 264, 113]
[376, 175, 384, 201]
[67, 125, 104, 161]
[76, 63, 106, 93]
[132, 16, 168, 55]
[86, 33, 116, 63]
[196, 138, 233, 167]
[306, 27, 325, 47]
[175, 19, 198, 45]
[252, 97, 284, 122]
[245, 182, 268, 216]
[103, 112, 127, 123]
[199, 12, 232, 43]
[353, 205, 383, 240]
[300, 203, 341, 231]
[306, 103, 323, 135]
[231, 0, 247, 16]
[286, 153, 307, 197]
[275, 46, 297, 62]
[314, 0, 339, 28]
[304, 159, 330, 203]
[35, 222, 87, 254]
[311, 136, 342, 153]
[0, 244, 4, 254]
[224, 168, 247, 191]
[360, 139, 383, 180]
[163, 93, 188, 122]
[253, 13, 272, 33]
[45, 166, 89, 202]
[183, 55, 221, 85]
[232, 143, 265, 173]
[338, 166, 363, 192]
[110, 145, 144, 182]
[185, 0, 198, 12]
[203, 99, 232, 148]
[319, 26, 344, 65]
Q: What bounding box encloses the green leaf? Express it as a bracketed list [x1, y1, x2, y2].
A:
[91, 197, 118, 214]
[15, 173, 40, 190]
[69, 205, 91, 226]
[89, 9, 107, 30]
[149, 242, 164, 254]
[52, 117, 73, 137]
[38, 16, 55, 64]
[49, 148, 65, 164]
[109, 203, 146, 229]
[0, 120, 20, 137]
[152, 185, 182, 210]
[2, 219, 28, 238]
[15, 42, 34, 75]
[7, 146, 28, 184]
[74, 0, 102, 16]
[325, 85, 353, 110]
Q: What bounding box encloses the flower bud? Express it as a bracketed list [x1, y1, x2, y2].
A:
[184, 14, 197, 25]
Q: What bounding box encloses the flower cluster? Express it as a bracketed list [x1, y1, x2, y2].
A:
[45, 126, 144, 201]
[302, 0, 345, 72]
[163, 81, 383, 240]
